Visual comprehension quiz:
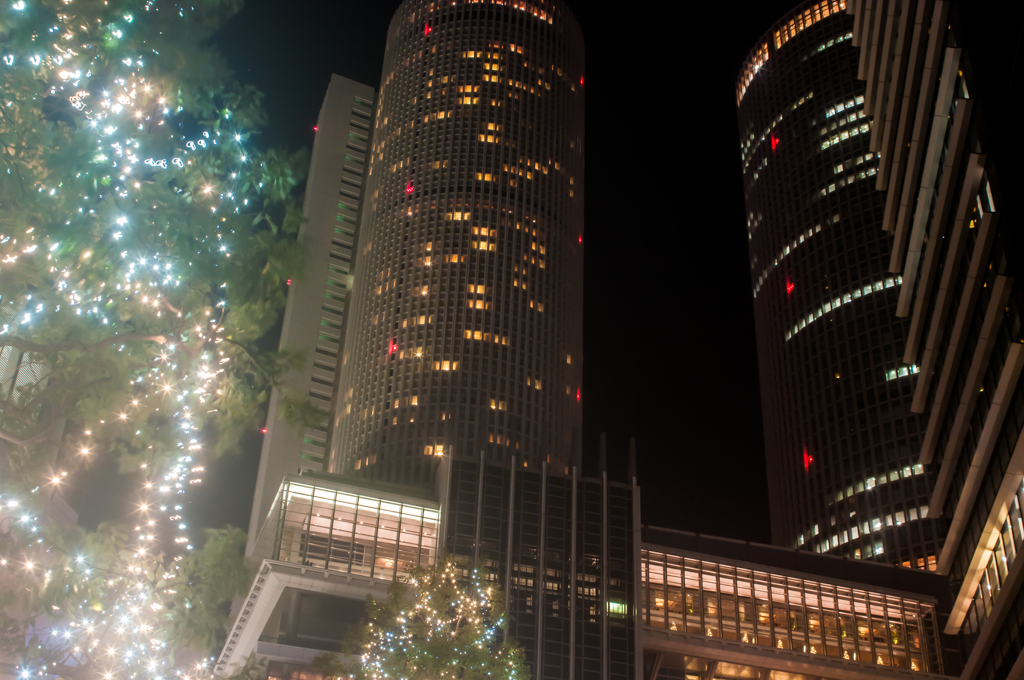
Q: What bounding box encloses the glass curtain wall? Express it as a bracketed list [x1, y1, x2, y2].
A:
[640, 550, 941, 672]
[960, 481, 1024, 651]
[256, 480, 439, 581]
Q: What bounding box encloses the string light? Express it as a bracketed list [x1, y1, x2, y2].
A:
[356, 561, 526, 679]
[0, 0, 302, 678]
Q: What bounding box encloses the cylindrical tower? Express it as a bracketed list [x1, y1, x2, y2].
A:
[327, 0, 585, 486]
[737, 1, 943, 568]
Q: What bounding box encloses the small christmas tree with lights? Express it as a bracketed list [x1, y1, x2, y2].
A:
[313, 557, 530, 680]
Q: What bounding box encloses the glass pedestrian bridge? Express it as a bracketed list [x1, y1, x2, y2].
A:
[640, 547, 942, 673]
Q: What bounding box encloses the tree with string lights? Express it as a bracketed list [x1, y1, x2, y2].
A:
[311, 558, 530, 680]
[0, 0, 316, 677]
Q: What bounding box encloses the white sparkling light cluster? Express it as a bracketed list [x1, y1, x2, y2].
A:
[360, 563, 522, 679]
[0, 0, 286, 678]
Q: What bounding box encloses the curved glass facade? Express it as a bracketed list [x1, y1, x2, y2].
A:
[737, 1, 943, 567]
[326, 0, 585, 485]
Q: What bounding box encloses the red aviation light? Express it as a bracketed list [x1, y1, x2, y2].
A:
[261, 427, 267, 434]
[286, 279, 292, 286]
[579, 75, 584, 87]
[578, 234, 583, 244]
[576, 388, 581, 402]
[389, 338, 398, 354]
[406, 182, 414, 195]
[424, 24, 432, 37]
[313, 126, 318, 132]
[803, 448, 813, 470]
[771, 134, 779, 151]
[786, 279, 794, 296]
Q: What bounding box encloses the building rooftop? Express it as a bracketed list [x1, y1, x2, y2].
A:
[294, 469, 439, 506]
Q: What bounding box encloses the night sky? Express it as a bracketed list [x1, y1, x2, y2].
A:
[190, 0, 797, 544]
[71, 0, 798, 544]
[83, 0, 1024, 546]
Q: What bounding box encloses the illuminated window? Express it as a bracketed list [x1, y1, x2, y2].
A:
[736, 41, 770, 105]
[786, 277, 903, 341]
[432, 361, 459, 371]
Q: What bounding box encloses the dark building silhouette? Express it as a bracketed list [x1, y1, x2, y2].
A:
[443, 451, 639, 679]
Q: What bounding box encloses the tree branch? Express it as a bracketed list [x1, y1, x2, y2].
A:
[0, 101, 27, 198]
[0, 414, 61, 446]
[0, 374, 108, 446]
[162, 298, 183, 316]
[37, 657, 97, 680]
[0, 395, 34, 425]
[0, 369, 86, 424]
[0, 332, 169, 355]
[220, 338, 274, 382]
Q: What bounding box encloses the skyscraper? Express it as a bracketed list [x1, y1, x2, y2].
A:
[849, 1, 1024, 676]
[324, 0, 585, 485]
[246, 75, 375, 553]
[221, 2, 991, 678]
[737, 0, 943, 568]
